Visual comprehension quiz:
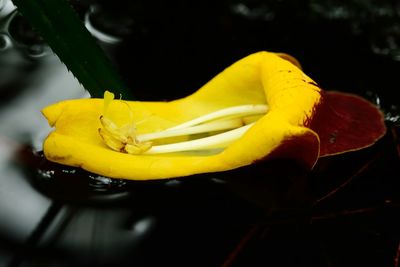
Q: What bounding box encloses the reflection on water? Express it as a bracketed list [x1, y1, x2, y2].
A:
[0, 1, 86, 145]
[0, 0, 400, 266]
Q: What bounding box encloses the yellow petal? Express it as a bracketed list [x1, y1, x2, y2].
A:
[42, 51, 322, 180]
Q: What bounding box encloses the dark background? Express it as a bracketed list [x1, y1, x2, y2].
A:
[0, 0, 400, 266]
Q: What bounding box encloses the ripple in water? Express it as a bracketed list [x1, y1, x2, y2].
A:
[84, 4, 136, 45]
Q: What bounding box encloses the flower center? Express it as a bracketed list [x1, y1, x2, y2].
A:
[98, 91, 268, 155]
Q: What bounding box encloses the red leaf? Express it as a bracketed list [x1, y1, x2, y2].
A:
[310, 91, 386, 157]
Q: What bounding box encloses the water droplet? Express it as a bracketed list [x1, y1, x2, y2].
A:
[384, 105, 400, 124]
[88, 174, 127, 192]
[37, 169, 55, 180]
[7, 12, 49, 57]
[26, 43, 49, 58]
[365, 91, 400, 125]
[210, 177, 226, 184]
[131, 216, 155, 235]
[0, 33, 11, 51]
[365, 90, 382, 108]
[61, 169, 76, 174]
[164, 179, 182, 187]
[370, 32, 400, 61]
[309, 2, 353, 19]
[84, 5, 123, 44]
[230, 3, 275, 21]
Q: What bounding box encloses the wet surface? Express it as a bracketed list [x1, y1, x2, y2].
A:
[1, 0, 400, 266]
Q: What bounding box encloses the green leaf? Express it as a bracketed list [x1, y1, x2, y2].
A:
[11, 0, 132, 99]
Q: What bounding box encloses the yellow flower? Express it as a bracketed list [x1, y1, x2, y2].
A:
[41, 51, 385, 180]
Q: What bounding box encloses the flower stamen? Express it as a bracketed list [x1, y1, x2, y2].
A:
[144, 123, 255, 154]
[98, 91, 268, 155]
[136, 118, 244, 142]
[168, 104, 268, 130]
